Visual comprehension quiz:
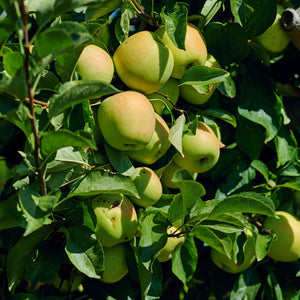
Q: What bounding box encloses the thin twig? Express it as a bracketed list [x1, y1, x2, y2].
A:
[25, 97, 49, 108]
[21, 0, 47, 196]
[131, 0, 160, 28]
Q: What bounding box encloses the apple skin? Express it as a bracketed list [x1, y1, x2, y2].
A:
[173, 122, 220, 173]
[100, 243, 128, 284]
[127, 113, 171, 165]
[129, 166, 163, 207]
[210, 230, 256, 274]
[98, 91, 156, 151]
[156, 23, 207, 79]
[76, 44, 114, 83]
[113, 31, 174, 94]
[255, 5, 291, 54]
[157, 226, 186, 262]
[263, 211, 300, 262]
[179, 54, 221, 105]
[92, 194, 138, 248]
[147, 77, 180, 114]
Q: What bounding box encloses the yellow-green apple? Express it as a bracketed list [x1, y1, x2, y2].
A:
[173, 122, 220, 173]
[156, 23, 207, 79]
[160, 162, 197, 189]
[92, 194, 138, 247]
[255, 5, 291, 54]
[76, 44, 114, 83]
[129, 166, 163, 207]
[180, 54, 222, 105]
[157, 226, 186, 262]
[263, 211, 300, 262]
[147, 77, 180, 114]
[97, 91, 156, 151]
[113, 31, 174, 94]
[127, 113, 171, 165]
[100, 243, 128, 283]
[210, 230, 256, 274]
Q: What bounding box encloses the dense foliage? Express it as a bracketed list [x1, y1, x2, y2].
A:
[0, 0, 299, 299]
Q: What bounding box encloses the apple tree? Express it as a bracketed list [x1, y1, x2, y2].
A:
[0, 0, 299, 299]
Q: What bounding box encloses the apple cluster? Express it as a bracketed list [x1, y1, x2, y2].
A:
[75, 23, 229, 283]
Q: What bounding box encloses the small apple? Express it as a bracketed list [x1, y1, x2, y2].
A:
[97, 91, 156, 151]
[156, 23, 207, 79]
[173, 122, 220, 173]
[92, 194, 138, 248]
[179, 54, 222, 105]
[127, 113, 171, 165]
[100, 243, 128, 284]
[160, 162, 197, 189]
[147, 77, 180, 114]
[157, 226, 186, 262]
[263, 211, 300, 262]
[76, 44, 114, 83]
[113, 31, 174, 94]
[210, 230, 256, 274]
[129, 166, 163, 207]
[255, 5, 291, 54]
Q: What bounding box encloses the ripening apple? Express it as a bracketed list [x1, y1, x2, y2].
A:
[263, 211, 300, 262]
[156, 23, 207, 79]
[147, 77, 180, 114]
[76, 44, 114, 83]
[180, 54, 222, 105]
[113, 31, 174, 94]
[100, 243, 128, 284]
[210, 230, 256, 274]
[129, 166, 163, 207]
[97, 91, 156, 151]
[173, 122, 220, 173]
[157, 226, 186, 262]
[92, 194, 138, 248]
[255, 5, 291, 54]
[127, 113, 171, 165]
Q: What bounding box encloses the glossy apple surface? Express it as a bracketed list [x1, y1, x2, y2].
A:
[130, 166, 163, 207]
[173, 122, 220, 173]
[263, 211, 300, 262]
[127, 113, 171, 165]
[98, 91, 156, 151]
[92, 194, 138, 247]
[76, 44, 114, 83]
[113, 31, 174, 94]
[156, 23, 207, 79]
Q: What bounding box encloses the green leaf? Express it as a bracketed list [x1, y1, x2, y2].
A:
[199, 0, 223, 28]
[172, 236, 198, 289]
[217, 75, 237, 98]
[3, 51, 24, 77]
[40, 129, 97, 157]
[160, 3, 188, 49]
[64, 225, 104, 279]
[250, 160, 271, 183]
[0, 76, 28, 100]
[230, 268, 262, 300]
[0, 156, 11, 192]
[85, 0, 123, 20]
[169, 114, 185, 156]
[6, 225, 53, 293]
[203, 107, 237, 127]
[210, 192, 276, 217]
[274, 179, 300, 191]
[48, 80, 120, 118]
[255, 233, 273, 261]
[67, 168, 139, 199]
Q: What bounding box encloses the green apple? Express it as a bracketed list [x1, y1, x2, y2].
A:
[255, 5, 291, 54]
[147, 77, 180, 114]
[210, 230, 256, 274]
[263, 211, 300, 262]
[76, 44, 114, 83]
[113, 31, 174, 94]
[129, 166, 163, 207]
[157, 226, 186, 262]
[179, 54, 222, 105]
[173, 122, 220, 173]
[160, 162, 197, 189]
[156, 23, 207, 79]
[127, 113, 171, 165]
[98, 91, 156, 151]
[92, 194, 138, 247]
[100, 243, 128, 284]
